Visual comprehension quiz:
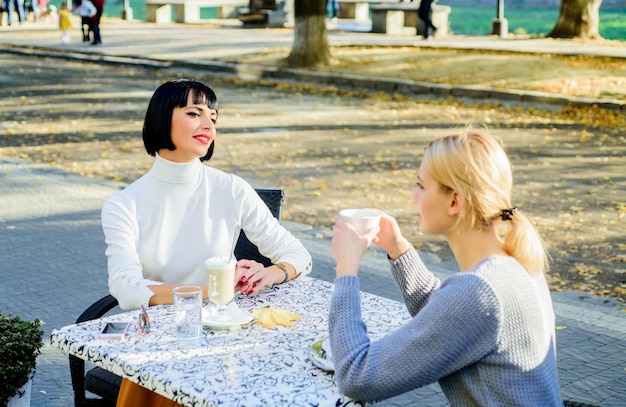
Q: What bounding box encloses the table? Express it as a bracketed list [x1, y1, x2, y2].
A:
[51, 276, 411, 407]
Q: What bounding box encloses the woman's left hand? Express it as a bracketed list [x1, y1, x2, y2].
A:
[235, 259, 274, 295]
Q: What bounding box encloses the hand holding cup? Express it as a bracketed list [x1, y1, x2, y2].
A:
[332, 209, 381, 277]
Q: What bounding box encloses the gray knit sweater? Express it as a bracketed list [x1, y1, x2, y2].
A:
[329, 249, 562, 406]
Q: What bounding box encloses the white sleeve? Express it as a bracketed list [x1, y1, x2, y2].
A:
[101, 194, 161, 310]
[235, 179, 312, 275]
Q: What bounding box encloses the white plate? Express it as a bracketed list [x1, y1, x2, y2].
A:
[309, 337, 334, 372]
[202, 304, 253, 330]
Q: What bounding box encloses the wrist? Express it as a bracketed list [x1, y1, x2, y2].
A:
[387, 238, 412, 260]
[273, 262, 289, 286]
[335, 260, 360, 277]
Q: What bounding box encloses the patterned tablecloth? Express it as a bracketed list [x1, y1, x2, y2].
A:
[51, 276, 411, 407]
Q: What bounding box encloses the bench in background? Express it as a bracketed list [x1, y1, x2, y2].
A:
[145, 0, 247, 23]
[238, 0, 292, 27]
[370, 2, 450, 36]
[337, 0, 405, 23]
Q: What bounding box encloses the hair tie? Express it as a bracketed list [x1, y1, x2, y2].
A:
[500, 207, 517, 221]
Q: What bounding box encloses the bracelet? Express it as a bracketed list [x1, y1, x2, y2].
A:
[275, 262, 289, 285]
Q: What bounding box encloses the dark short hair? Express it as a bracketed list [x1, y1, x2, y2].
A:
[143, 79, 219, 162]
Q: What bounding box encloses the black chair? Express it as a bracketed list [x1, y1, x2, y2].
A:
[234, 189, 284, 267]
[70, 188, 284, 406]
[70, 295, 122, 407]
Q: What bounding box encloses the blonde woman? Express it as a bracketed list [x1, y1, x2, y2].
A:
[329, 129, 562, 405]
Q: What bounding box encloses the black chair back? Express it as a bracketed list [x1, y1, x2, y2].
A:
[234, 188, 284, 267]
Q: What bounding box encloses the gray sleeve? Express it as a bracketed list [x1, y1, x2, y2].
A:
[329, 273, 501, 402]
[389, 248, 441, 316]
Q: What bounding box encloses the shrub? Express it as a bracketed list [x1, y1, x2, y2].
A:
[0, 314, 44, 405]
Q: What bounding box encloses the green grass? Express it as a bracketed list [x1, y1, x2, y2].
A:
[449, 6, 559, 36]
[49, 1, 625, 41]
[597, 11, 626, 40]
[446, 5, 625, 40]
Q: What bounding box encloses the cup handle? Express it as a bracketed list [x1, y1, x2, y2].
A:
[208, 273, 218, 298]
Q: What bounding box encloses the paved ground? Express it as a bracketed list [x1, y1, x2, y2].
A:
[0, 17, 625, 407]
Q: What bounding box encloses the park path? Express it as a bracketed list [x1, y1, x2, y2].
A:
[0, 18, 625, 407]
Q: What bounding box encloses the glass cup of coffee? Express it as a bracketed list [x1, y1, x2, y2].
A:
[204, 256, 236, 321]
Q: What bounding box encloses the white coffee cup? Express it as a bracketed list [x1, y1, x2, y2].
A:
[339, 209, 381, 235]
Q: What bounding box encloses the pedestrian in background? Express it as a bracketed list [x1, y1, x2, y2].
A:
[38, 0, 51, 12]
[0, 0, 6, 23]
[417, 0, 437, 39]
[58, 1, 72, 44]
[326, 0, 338, 22]
[6, 0, 26, 25]
[37, 0, 53, 19]
[329, 128, 562, 405]
[73, 0, 95, 42]
[90, 0, 104, 45]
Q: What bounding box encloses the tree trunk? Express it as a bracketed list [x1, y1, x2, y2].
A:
[548, 0, 603, 39]
[285, 0, 330, 68]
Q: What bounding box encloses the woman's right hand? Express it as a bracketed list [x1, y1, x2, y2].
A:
[371, 211, 412, 260]
[331, 216, 375, 277]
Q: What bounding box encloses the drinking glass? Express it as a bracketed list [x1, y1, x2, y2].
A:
[204, 256, 236, 321]
[173, 285, 202, 348]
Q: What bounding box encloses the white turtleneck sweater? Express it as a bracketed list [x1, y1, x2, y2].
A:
[101, 154, 312, 310]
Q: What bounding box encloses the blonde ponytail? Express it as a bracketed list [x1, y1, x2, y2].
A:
[501, 209, 550, 275]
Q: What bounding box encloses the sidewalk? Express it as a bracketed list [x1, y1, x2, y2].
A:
[2, 17, 625, 58]
[1, 151, 625, 407]
[0, 17, 625, 407]
[1, 17, 625, 110]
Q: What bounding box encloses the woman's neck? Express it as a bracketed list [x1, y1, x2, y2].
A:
[445, 225, 508, 273]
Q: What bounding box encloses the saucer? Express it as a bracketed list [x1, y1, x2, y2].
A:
[309, 337, 334, 372]
[202, 304, 253, 331]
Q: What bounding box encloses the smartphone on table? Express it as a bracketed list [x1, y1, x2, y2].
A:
[99, 321, 131, 340]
